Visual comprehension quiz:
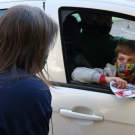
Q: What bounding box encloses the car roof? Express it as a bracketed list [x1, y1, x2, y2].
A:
[1, 0, 135, 8]
[74, 0, 135, 8]
[86, 0, 135, 7]
[49, 0, 135, 8]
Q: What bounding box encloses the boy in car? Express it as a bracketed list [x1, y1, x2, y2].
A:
[71, 40, 135, 89]
[80, 14, 128, 68]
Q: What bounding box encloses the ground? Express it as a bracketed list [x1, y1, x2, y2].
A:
[111, 18, 135, 39]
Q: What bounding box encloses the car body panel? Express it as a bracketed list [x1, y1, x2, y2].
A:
[51, 86, 135, 135]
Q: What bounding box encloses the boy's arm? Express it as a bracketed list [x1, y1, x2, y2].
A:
[71, 67, 102, 84]
[105, 76, 127, 88]
[71, 67, 127, 88]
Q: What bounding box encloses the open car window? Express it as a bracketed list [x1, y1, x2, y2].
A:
[72, 13, 81, 23]
[59, 8, 135, 92]
[111, 17, 135, 39]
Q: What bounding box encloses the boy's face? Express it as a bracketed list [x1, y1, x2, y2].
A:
[116, 53, 135, 82]
[117, 53, 135, 64]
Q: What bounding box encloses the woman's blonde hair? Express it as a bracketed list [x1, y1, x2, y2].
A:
[0, 5, 58, 85]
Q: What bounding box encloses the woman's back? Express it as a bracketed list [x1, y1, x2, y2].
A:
[0, 69, 52, 135]
[0, 4, 57, 134]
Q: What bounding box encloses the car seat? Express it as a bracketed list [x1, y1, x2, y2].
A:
[62, 15, 92, 75]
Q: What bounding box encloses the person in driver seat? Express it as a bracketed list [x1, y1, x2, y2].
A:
[72, 40, 135, 89]
[80, 13, 129, 68]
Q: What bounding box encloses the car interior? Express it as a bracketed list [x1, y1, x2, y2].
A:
[62, 14, 92, 73]
[60, 8, 135, 90]
[61, 11, 109, 89]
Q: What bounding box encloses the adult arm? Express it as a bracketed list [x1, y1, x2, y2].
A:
[21, 83, 52, 135]
[22, 115, 51, 135]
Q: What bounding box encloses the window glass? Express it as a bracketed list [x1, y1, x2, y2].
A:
[72, 13, 81, 22]
[0, 9, 6, 16]
[72, 13, 82, 32]
[60, 8, 135, 90]
[111, 17, 135, 39]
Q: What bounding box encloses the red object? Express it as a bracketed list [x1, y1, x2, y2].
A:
[100, 74, 105, 85]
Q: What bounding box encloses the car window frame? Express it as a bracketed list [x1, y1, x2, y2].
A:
[57, 7, 135, 94]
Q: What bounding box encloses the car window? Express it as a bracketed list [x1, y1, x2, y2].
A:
[59, 8, 135, 92]
[111, 17, 135, 39]
[71, 13, 82, 33]
[0, 9, 6, 16]
[72, 13, 81, 22]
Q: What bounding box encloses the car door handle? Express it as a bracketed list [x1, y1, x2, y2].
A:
[60, 109, 103, 121]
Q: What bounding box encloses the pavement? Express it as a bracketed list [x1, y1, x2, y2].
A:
[111, 20, 135, 39]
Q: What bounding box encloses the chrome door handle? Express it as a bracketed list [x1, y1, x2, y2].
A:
[60, 109, 103, 121]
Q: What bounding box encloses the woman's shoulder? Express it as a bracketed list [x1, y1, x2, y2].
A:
[17, 75, 51, 98]
[19, 75, 49, 89]
[0, 70, 51, 101]
[0, 73, 52, 115]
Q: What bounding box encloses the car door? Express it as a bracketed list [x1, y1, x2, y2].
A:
[45, 0, 135, 135]
[51, 86, 135, 135]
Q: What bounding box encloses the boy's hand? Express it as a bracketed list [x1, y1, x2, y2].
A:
[105, 77, 127, 89]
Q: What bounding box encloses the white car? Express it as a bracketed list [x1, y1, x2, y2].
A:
[1, 0, 135, 135]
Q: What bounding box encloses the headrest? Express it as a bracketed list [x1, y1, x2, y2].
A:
[79, 12, 95, 25]
[63, 15, 82, 53]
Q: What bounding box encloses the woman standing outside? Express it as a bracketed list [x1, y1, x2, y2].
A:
[0, 5, 58, 135]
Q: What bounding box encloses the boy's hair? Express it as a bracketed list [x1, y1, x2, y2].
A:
[115, 40, 135, 58]
[0, 5, 58, 85]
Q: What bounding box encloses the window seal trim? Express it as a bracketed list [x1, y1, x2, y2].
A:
[58, 7, 135, 92]
[50, 81, 114, 94]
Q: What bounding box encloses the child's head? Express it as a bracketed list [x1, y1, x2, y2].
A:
[115, 40, 135, 63]
[0, 5, 58, 85]
[115, 40, 135, 81]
